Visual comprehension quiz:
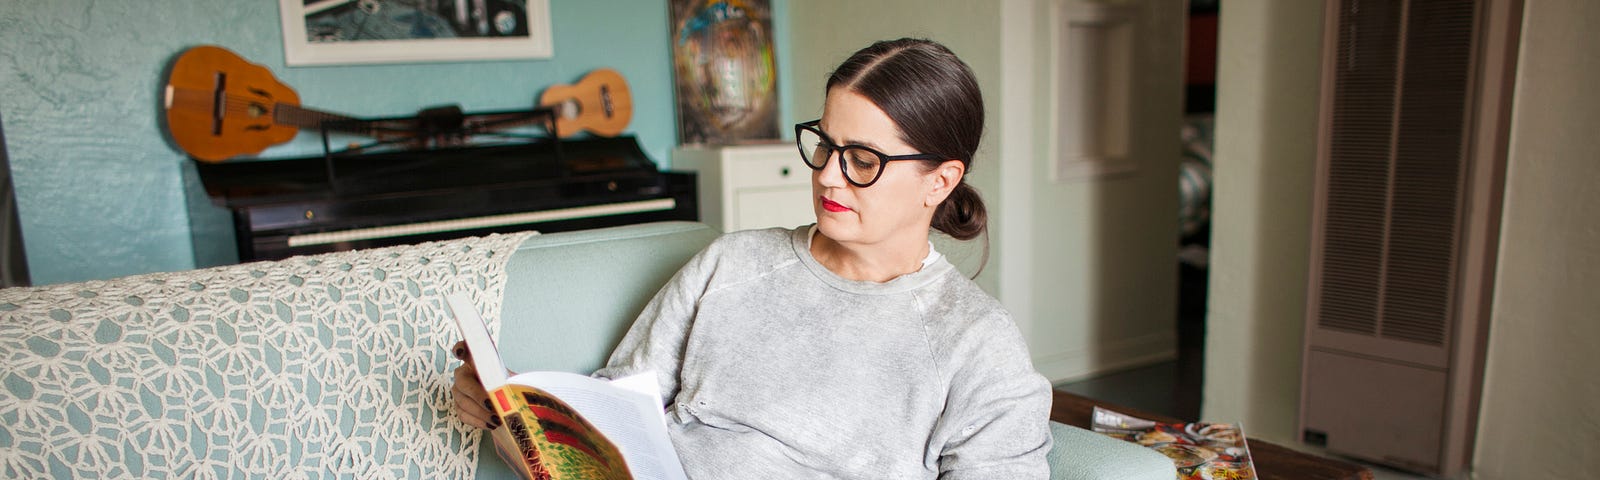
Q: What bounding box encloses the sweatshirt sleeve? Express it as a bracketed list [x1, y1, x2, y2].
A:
[930, 311, 1054, 480]
[590, 241, 718, 404]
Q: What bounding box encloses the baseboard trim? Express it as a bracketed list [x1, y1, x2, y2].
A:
[1034, 330, 1178, 384]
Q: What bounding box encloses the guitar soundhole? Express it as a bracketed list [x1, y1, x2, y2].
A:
[211, 72, 227, 136]
[560, 99, 581, 120]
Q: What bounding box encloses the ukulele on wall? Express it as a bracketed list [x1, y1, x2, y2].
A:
[162, 45, 634, 162]
[538, 68, 633, 138]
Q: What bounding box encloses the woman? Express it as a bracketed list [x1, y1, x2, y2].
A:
[455, 38, 1051, 478]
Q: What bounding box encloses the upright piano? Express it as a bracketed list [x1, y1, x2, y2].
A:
[196, 135, 696, 261]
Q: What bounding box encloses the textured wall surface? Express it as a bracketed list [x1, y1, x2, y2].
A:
[1202, 0, 1322, 444]
[1016, 0, 1183, 385]
[0, 1, 678, 284]
[1474, 1, 1600, 477]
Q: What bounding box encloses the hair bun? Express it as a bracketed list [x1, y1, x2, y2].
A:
[933, 182, 987, 241]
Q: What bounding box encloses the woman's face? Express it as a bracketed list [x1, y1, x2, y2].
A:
[812, 88, 944, 247]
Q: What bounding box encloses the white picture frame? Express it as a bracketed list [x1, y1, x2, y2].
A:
[279, 0, 553, 66]
[1048, 2, 1139, 181]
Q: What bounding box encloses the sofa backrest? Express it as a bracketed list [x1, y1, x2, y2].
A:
[0, 227, 546, 479]
[494, 221, 719, 375]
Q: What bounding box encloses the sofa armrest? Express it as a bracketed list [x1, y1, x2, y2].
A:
[1048, 421, 1177, 480]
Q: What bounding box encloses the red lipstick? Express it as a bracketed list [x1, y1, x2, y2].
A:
[821, 197, 851, 213]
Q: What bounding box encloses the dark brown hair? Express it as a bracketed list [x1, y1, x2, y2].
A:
[825, 38, 988, 241]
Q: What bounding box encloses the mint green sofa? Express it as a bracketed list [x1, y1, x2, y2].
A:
[0, 221, 1172, 479]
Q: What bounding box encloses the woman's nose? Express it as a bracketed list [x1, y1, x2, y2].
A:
[815, 150, 849, 187]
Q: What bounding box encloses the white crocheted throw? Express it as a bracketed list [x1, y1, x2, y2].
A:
[0, 232, 534, 479]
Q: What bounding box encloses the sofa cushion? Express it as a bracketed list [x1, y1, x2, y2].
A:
[493, 221, 720, 375]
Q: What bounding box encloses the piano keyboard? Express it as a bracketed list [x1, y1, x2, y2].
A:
[285, 198, 677, 247]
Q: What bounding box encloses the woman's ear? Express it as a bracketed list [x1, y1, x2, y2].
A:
[925, 160, 967, 208]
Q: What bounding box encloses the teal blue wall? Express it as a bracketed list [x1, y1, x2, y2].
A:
[1, 1, 795, 285]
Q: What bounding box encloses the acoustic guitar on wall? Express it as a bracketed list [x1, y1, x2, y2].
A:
[163, 45, 634, 162]
[163, 45, 376, 162]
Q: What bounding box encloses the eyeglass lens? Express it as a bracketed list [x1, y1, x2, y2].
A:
[797, 127, 883, 185]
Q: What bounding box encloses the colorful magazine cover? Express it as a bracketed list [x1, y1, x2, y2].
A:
[1091, 407, 1258, 480]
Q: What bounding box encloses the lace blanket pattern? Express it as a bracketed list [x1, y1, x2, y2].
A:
[0, 232, 534, 478]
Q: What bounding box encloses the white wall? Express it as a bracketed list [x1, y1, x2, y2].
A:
[1473, 1, 1600, 477]
[786, 0, 1182, 384]
[1202, 0, 1323, 443]
[1013, 0, 1184, 383]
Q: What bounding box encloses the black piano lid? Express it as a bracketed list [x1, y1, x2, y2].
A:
[195, 135, 663, 208]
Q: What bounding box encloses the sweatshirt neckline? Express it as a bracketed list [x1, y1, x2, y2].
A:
[791, 225, 954, 295]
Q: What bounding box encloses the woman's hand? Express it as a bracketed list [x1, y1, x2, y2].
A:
[451, 340, 503, 430]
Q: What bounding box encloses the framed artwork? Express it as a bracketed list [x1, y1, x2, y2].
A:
[1049, 2, 1138, 181]
[279, 0, 552, 66]
[669, 0, 780, 145]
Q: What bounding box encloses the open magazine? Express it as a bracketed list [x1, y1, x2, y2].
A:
[445, 293, 689, 480]
[1091, 406, 1257, 480]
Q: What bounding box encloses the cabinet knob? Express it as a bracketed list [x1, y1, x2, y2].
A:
[780, 166, 791, 177]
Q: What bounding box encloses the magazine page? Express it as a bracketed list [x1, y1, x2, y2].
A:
[1091, 406, 1257, 480]
[512, 371, 689, 480]
[444, 293, 687, 480]
[444, 293, 510, 391]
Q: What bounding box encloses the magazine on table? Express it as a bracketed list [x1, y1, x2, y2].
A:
[445, 293, 689, 480]
[1091, 406, 1257, 480]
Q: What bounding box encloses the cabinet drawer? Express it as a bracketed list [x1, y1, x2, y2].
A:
[735, 186, 815, 231]
[729, 148, 810, 189]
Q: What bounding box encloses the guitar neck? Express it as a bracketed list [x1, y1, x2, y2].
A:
[274, 104, 369, 135]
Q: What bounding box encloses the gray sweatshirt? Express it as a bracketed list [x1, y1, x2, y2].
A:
[594, 226, 1051, 479]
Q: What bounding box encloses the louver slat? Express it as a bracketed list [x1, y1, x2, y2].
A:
[1318, 0, 1402, 335]
[1316, 0, 1471, 346]
[1382, 0, 1474, 346]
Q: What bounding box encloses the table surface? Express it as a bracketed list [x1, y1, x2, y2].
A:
[1051, 390, 1375, 480]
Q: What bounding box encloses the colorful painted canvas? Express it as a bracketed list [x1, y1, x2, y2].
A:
[669, 0, 781, 145]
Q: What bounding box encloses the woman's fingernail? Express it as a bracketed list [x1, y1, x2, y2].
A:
[453, 345, 467, 360]
[490, 416, 503, 429]
[484, 399, 495, 412]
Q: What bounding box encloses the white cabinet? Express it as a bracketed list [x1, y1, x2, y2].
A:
[672, 144, 814, 232]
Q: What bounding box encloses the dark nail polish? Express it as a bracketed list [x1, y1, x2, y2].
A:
[453, 345, 467, 360]
[484, 399, 495, 412]
[490, 415, 503, 429]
